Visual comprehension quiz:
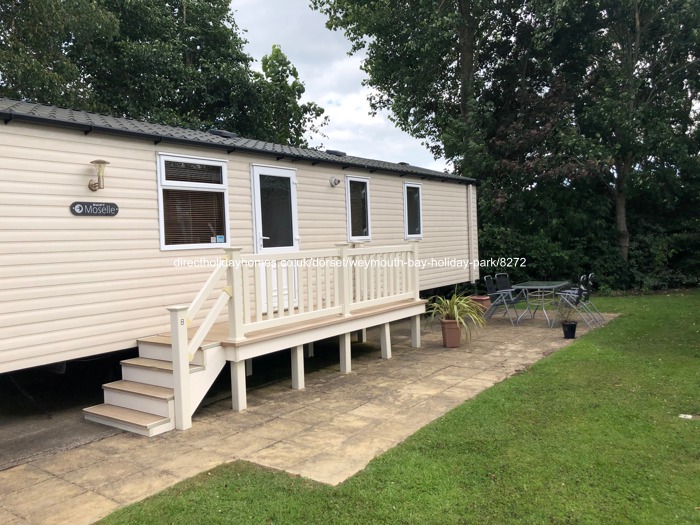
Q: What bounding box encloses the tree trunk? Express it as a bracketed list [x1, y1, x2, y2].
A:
[614, 157, 631, 261]
[457, 0, 476, 119]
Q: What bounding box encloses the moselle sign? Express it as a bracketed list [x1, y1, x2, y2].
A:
[70, 202, 119, 217]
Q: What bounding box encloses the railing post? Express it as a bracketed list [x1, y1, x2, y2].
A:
[167, 305, 191, 430]
[410, 241, 420, 300]
[335, 243, 351, 316]
[224, 248, 246, 341]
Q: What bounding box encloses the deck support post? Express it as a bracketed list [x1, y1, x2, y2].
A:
[339, 332, 352, 373]
[224, 248, 246, 342]
[245, 359, 253, 376]
[291, 345, 305, 390]
[379, 323, 391, 359]
[305, 342, 315, 358]
[167, 305, 192, 430]
[231, 360, 247, 411]
[410, 315, 421, 348]
[353, 329, 367, 343]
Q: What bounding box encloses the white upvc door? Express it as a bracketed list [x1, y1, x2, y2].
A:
[251, 165, 299, 311]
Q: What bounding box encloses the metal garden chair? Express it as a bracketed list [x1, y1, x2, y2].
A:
[483, 274, 526, 326]
[496, 272, 532, 321]
[556, 274, 603, 328]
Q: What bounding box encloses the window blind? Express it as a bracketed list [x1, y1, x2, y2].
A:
[163, 189, 226, 245]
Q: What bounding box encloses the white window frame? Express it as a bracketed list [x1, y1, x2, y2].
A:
[157, 152, 230, 251]
[403, 182, 423, 240]
[345, 175, 372, 242]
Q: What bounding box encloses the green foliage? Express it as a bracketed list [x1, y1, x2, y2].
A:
[254, 45, 329, 147]
[311, 0, 494, 177]
[313, 0, 700, 289]
[0, 0, 327, 146]
[426, 292, 486, 340]
[0, 0, 118, 107]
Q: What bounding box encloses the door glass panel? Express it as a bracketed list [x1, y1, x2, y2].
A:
[260, 174, 293, 248]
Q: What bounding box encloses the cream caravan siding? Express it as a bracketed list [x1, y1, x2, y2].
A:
[0, 124, 231, 372]
[248, 156, 474, 288]
[0, 123, 476, 372]
[418, 179, 473, 289]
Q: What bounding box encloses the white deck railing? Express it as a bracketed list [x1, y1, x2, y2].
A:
[167, 242, 420, 429]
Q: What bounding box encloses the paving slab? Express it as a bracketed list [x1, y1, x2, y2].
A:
[245, 440, 318, 470]
[29, 491, 119, 525]
[209, 432, 277, 458]
[95, 468, 182, 505]
[0, 315, 610, 523]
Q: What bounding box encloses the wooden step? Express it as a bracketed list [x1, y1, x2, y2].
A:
[120, 357, 205, 389]
[121, 357, 204, 373]
[103, 380, 174, 418]
[137, 339, 207, 366]
[138, 334, 221, 350]
[83, 404, 174, 437]
[137, 335, 175, 346]
[103, 380, 174, 400]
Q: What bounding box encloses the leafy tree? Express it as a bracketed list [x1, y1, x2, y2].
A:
[313, 0, 700, 287]
[0, 0, 118, 106]
[310, 0, 494, 176]
[254, 45, 328, 147]
[571, 0, 700, 261]
[77, 0, 259, 132]
[0, 0, 327, 146]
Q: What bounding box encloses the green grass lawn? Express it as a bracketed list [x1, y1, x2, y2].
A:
[100, 292, 700, 525]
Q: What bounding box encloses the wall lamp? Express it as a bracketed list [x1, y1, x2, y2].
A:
[329, 176, 341, 187]
[89, 159, 110, 191]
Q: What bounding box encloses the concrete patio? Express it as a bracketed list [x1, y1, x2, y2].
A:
[0, 315, 600, 525]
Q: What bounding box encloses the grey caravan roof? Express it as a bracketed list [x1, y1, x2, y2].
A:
[0, 97, 478, 186]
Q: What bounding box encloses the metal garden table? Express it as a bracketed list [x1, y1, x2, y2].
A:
[512, 281, 570, 327]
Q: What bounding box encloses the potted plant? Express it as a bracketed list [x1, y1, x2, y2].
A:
[427, 292, 486, 347]
[556, 299, 578, 339]
[468, 294, 491, 311]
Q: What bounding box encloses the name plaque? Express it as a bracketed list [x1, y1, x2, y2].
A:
[70, 202, 119, 217]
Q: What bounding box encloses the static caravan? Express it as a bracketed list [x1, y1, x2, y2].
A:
[0, 98, 479, 435]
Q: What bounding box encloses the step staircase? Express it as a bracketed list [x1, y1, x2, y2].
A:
[83, 336, 226, 437]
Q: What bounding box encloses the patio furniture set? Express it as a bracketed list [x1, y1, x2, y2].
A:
[482, 272, 604, 329]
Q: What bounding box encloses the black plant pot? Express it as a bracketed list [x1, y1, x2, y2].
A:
[562, 322, 578, 339]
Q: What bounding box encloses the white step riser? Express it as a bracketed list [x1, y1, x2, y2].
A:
[84, 413, 174, 437]
[122, 367, 174, 389]
[104, 390, 173, 418]
[189, 346, 227, 412]
[138, 342, 205, 366]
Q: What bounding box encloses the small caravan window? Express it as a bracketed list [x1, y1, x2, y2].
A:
[346, 176, 371, 241]
[157, 153, 229, 250]
[404, 183, 422, 239]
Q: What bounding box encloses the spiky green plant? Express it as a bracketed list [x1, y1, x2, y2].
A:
[427, 292, 486, 341]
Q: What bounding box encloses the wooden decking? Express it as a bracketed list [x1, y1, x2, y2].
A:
[148, 298, 426, 413]
[143, 299, 425, 355]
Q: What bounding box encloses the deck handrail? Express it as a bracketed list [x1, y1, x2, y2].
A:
[187, 264, 227, 324]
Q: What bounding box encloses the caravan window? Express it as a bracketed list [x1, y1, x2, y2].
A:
[346, 176, 371, 241]
[403, 183, 423, 239]
[157, 154, 229, 250]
